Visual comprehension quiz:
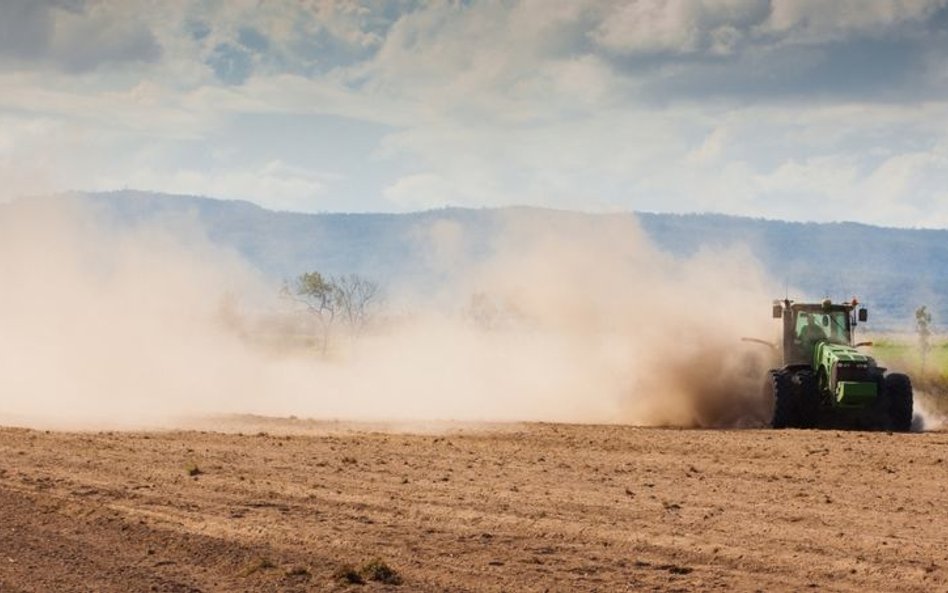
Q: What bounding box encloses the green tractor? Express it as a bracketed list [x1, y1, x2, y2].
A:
[764, 299, 913, 431]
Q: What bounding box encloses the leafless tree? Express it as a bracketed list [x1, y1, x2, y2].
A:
[335, 273, 382, 335]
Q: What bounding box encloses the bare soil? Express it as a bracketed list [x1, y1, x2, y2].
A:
[1, 418, 946, 592]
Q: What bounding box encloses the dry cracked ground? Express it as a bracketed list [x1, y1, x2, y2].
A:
[1, 418, 946, 592]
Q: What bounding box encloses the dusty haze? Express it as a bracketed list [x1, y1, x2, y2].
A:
[0, 198, 780, 429]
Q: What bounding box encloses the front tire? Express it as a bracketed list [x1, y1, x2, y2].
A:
[793, 370, 820, 429]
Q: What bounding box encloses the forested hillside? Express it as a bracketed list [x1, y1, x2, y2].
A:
[9, 191, 945, 330]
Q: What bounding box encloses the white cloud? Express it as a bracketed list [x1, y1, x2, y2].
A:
[0, 0, 162, 72]
[686, 126, 729, 164]
[306, 0, 386, 49]
[48, 1, 161, 72]
[592, 0, 767, 55]
[762, 0, 948, 44]
[382, 172, 453, 211]
[591, 0, 948, 56]
[2, 0, 948, 227]
[96, 160, 338, 213]
[594, 0, 704, 55]
[756, 155, 862, 202]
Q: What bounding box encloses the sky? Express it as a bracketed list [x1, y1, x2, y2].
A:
[1, 0, 948, 227]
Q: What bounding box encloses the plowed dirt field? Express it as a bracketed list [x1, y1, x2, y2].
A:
[1, 419, 946, 592]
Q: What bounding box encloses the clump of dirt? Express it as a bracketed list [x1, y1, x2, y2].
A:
[361, 558, 403, 585]
[239, 557, 276, 577]
[333, 558, 403, 586]
[333, 564, 365, 585]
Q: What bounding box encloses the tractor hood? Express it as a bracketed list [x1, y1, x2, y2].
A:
[815, 342, 877, 406]
[815, 342, 872, 366]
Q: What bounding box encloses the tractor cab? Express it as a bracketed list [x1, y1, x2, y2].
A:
[772, 299, 867, 365]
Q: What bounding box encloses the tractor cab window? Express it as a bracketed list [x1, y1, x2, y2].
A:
[794, 310, 850, 345]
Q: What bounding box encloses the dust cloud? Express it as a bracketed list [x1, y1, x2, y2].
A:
[913, 397, 945, 431]
[0, 198, 779, 430]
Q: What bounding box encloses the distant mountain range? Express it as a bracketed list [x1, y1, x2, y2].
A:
[7, 190, 946, 330]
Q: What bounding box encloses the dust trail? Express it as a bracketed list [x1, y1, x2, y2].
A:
[0, 198, 272, 427]
[418, 210, 779, 426]
[0, 198, 778, 429]
[913, 396, 946, 431]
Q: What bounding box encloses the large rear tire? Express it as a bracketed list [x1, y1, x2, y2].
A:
[769, 370, 797, 428]
[885, 373, 913, 432]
